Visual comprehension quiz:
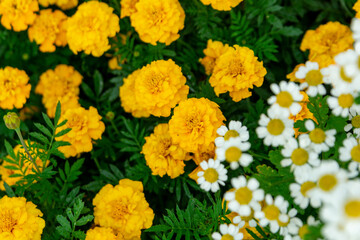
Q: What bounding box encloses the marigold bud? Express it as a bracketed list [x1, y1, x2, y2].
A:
[105, 111, 115, 121]
[3, 112, 20, 130]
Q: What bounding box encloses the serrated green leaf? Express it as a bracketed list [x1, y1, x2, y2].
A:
[56, 226, 71, 238]
[94, 70, 104, 96]
[276, 26, 303, 37]
[145, 225, 172, 232]
[81, 82, 95, 100]
[3, 182, 15, 197]
[34, 123, 52, 137]
[29, 132, 49, 144]
[56, 215, 71, 231]
[76, 215, 94, 226]
[73, 230, 86, 240]
[66, 208, 75, 223]
[54, 102, 62, 126]
[55, 128, 71, 138]
[4, 140, 16, 159]
[42, 112, 54, 129]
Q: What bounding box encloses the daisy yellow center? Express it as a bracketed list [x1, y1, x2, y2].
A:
[278, 217, 289, 227]
[352, 116, 360, 128]
[225, 147, 242, 163]
[351, 145, 360, 163]
[221, 234, 234, 240]
[224, 130, 239, 140]
[263, 205, 280, 221]
[203, 168, 219, 183]
[318, 174, 337, 192]
[344, 200, 360, 218]
[309, 128, 326, 144]
[305, 70, 323, 86]
[298, 225, 309, 238]
[340, 67, 352, 83]
[235, 187, 253, 204]
[110, 200, 131, 220]
[291, 148, 309, 166]
[228, 60, 244, 77]
[276, 91, 293, 108]
[300, 181, 316, 197]
[338, 94, 354, 108]
[267, 119, 285, 136]
[0, 210, 17, 232]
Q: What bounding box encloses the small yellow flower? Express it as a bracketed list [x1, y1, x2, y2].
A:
[199, 40, 230, 75]
[209, 45, 267, 102]
[354, 0, 360, 18]
[0, 196, 45, 240]
[130, 0, 185, 45]
[142, 123, 187, 178]
[169, 98, 225, 153]
[120, 0, 139, 18]
[66, 1, 120, 57]
[200, 0, 243, 11]
[28, 9, 67, 53]
[0, 0, 38, 31]
[36, 64, 82, 118]
[38, 0, 78, 10]
[93, 179, 154, 239]
[108, 56, 124, 70]
[85, 227, 117, 240]
[0, 67, 31, 109]
[56, 107, 105, 158]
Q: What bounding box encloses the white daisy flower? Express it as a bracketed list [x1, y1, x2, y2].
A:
[291, 216, 320, 240]
[256, 110, 294, 147]
[212, 223, 244, 240]
[344, 108, 360, 138]
[307, 160, 348, 206]
[267, 81, 303, 117]
[215, 121, 249, 147]
[224, 176, 264, 217]
[277, 208, 302, 239]
[339, 137, 360, 177]
[281, 137, 320, 175]
[254, 194, 289, 234]
[320, 180, 360, 240]
[197, 159, 227, 192]
[298, 120, 336, 154]
[233, 214, 257, 228]
[327, 89, 360, 118]
[295, 61, 327, 97]
[351, 18, 360, 54]
[216, 137, 253, 169]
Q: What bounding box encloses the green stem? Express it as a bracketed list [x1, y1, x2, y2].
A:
[15, 129, 41, 173]
[110, 119, 120, 136]
[248, 150, 270, 161]
[94, 157, 101, 171]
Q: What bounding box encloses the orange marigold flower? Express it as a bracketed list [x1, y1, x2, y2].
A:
[119, 59, 189, 117]
[85, 227, 117, 240]
[0, 0, 38, 31]
[0, 196, 45, 240]
[199, 40, 230, 75]
[56, 106, 105, 157]
[142, 123, 187, 178]
[300, 21, 354, 68]
[36, 64, 82, 118]
[108, 56, 124, 70]
[286, 63, 305, 83]
[93, 179, 154, 239]
[28, 9, 67, 53]
[120, 0, 139, 18]
[200, 0, 243, 11]
[354, 0, 360, 18]
[209, 45, 267, 102]
[66, 1, 120, 57]
[169, 98, 226, 153]
[39, 0, 78, 10]
[130, 0, 185, 45]
[0, 67, 31, 109]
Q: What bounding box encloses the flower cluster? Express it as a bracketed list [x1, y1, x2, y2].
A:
[38, 0, 78, 10]
[120, 59, 189, 117]
[199, 40, 230, 75]
[0, 0, 38, 31]
[200, 0, 243, 11]
[35, 64, 82, 118]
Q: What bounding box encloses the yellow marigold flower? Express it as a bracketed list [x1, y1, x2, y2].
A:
[120, 0, 139, 18]
[93, 179, 154, 239]
[300, 22, 354, 68]
[38, 0, 78, 10]
[142, 123, 187, 178]
[108, 56, 124, 70]
[56, 106, 105, 158]
[66, 1, 120, 57]
[0, 67, 31, 109]
[36, 64, 82, 118]
[169, 98, 226, 153]
[0, 0, 38, 31]
[130, 0, 185, 45]
[354, 0, 360, 18]
[209, 45, 267, 102]
[0, 196, 45, 239]
[85, 227, 117, 240]
[120, 59, 189, 117]
[28, 9, 67, 53]
[286, 63, 305, 83]
[199, 40, 230, 75]
[200, 0, 243, 11]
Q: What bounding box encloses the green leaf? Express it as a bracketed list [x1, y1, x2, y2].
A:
[56, 226, 71, 238]
[56, 215, 71, 231]
[73, 230, 86, 240]
[54, 102, 62, 126]
[55, 128, 71, 138]
[81, 82, 95, 100]
[3, 182, 15, 197]
[57, 119, 67, 128]
[276, 26, 303, 37]
[66, 208, 75, 223]
[34, 123, 52, 138]
[76, 215, 94, 226]
[327, 116, 347, 132]
[42, 112, 54, 129]
[73, 198, 84, 220]
[145, 225, 172, 232]
[94, 70, 104, 96]
[29, 132, 49, 144]
[4, 140, 16, 159]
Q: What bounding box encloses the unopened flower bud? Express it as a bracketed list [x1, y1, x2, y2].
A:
[105, 111, 115, 121]
[3, 112, 20, 130]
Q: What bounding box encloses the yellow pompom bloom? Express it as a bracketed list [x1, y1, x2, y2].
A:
[199, 40, 230, 75]
[38, 0, 78, 10]
[120, 0, 139, 18]
[354, 0, 360, 18]
[0, 0, 38, 31]
[93, 179, 154, 239]
[142, 123, 187, 178]
[0, 196, 45, 240]
[130, 0, 185, 45]
[209, 45, 267, 102]
[28, 9, 67, 53]
[55, 107, 105, 158]
[300, 22, 353, 68]
[0, 67, 31, 109]
[200, 0, 243, 11]
[85, 227, 117, 240]
[169, 98, 225, 153]
[36, 64, 82, 118]
[120, 59, 189, 118]
[66, 1, 120, 57]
